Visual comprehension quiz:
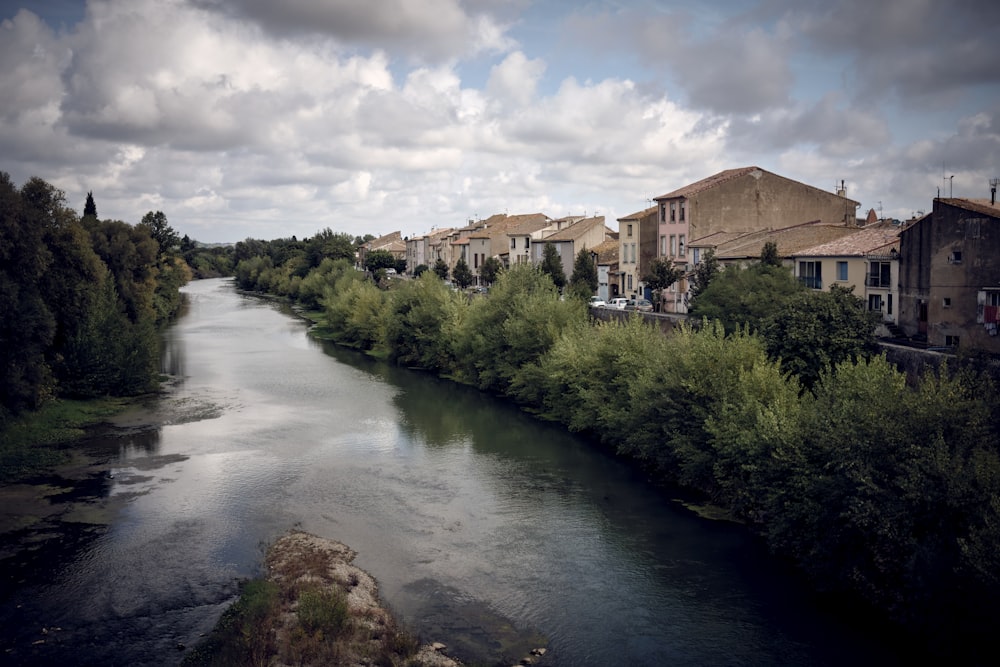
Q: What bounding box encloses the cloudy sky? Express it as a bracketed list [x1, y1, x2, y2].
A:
[2, 0, 998, 243]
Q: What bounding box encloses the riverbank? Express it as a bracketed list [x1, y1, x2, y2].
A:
[184, 530, 466, 667]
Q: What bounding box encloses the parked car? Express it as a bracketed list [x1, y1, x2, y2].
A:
[588, 296, 607, 308]
[624, 298, 653, 312]
[608, 297, 629, 310]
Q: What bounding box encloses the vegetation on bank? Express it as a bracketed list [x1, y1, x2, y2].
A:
[233, 235, 1000, 659]
[0, 396, 133, 482]
[0, 175, 189, 424]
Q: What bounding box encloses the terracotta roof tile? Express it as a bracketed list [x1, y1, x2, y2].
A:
[654, 167, 760, 200]
[792, 223, 902, 257]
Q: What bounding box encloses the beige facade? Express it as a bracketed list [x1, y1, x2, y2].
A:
[617, 206, 658, 301]
[654, 166, 860, 312]
[791, 222, 904, 330]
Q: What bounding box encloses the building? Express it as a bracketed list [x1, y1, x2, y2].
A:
[653, 166, 861, 311]
[617, 206, 658, 300]
[358, 231, 405, 269]
[898, 197, 1000, 352]
[530, 216, 609, 281]
[790, 222, 905, 333]
[590, 238, 620, 302]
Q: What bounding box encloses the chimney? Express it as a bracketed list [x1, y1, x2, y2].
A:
[836, 179, 846, 197]
[991, 178, 999, 206]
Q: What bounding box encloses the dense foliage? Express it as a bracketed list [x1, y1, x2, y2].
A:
[228, 230, 1000, 660]
[0, 174, 190, 422]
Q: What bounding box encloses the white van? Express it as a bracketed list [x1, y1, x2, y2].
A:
[608, 297, 629, 310]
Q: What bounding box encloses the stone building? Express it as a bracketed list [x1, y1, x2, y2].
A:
[898, 197, 1000, 352]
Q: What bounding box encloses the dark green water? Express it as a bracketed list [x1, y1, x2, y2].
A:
[0, 278, 909, 666]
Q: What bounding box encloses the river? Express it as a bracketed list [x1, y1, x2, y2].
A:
[0, 277, 908, 666]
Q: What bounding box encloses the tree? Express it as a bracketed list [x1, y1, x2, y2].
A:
[760, 241, 782, 267]
[139, 211, 179, 255]
[413, 264, 429, 278]
[480, 256, 502, 285]
[688, 262, 803, 334]
[688, 248, 719, 301]
[83, 191, 97, 219]
[569, 246, 598, 293]
[452, 258, 474, 288]
[433, 258, 449, 281]
[760, 284, 879, 389]
[540, 242, 566, 290]
[363, 249, 396, 273]
[642, 257, 683, 312]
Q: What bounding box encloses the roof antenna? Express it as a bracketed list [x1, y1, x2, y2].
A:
[990, 178, 999, 206]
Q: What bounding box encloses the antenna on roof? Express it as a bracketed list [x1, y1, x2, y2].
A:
[990, 178, 999, 206]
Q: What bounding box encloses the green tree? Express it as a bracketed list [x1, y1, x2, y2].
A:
[760, 284, 879, 389]
[760, 241, 782, 267]
[539, 242, 566, 290]
[452, 264, 580, 393]
[480, 256, 502, 285]
[384, 272, 466, 372]
[0, 173, 56, 414]
[433, 258, 449, 281]
[688, 248, 719, 301]
[363, 249, 396, 273]
[688, 262, 804, 334]
[83, 191, 97, 219]
[642, 257, 683, 312]
[139, 211, 180, 256]
[569, 246, 598, 294]
[413, 264, 429, 278]
[452, 258, 474, 288]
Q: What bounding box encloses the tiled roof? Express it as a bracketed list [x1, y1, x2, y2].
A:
[792, 223, 903, 257]
[543, 216, 605, 241]
[591, 239, 619, 264]
[940, 198, 1000, 219]
[654, 167, 760, 200]
[709, 221, 859, 259]
[617, 205, 657, 221]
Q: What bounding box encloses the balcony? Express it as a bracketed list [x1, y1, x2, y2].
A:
[799, 276, 822, 290]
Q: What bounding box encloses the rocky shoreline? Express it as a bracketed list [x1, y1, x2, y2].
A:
[263, 530, 463, 667]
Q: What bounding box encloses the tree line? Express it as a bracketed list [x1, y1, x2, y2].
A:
[232, 234, 1000, 660]
[0, 174, 190, 422]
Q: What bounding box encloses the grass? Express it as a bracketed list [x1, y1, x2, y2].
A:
[0, 397, 134, 483]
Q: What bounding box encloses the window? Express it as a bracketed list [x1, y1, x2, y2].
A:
[679, 201, 686, 222]
[887, 294, 893, 315]
[632, 243, 637, 264]
[660, 235, 666, 256]
[867, 262, 891, 288]
[511, 237, 516, 249]
[692, 248, 701, 264]
[670, 202, 676, 222]
[945, 335, 960, 347]
[627, 223, 633, 237]
[943, 297, 952, 308]
[669, 235, 677, 257]
[949, 250, 963, 264]
[627, 274, 633, 290]
[679, 235, 686, 257]
[799, 261, 822, 289]
[837, 261, 848, 281]
[868, 294, 883, 312]
[660, 204, 666, 222]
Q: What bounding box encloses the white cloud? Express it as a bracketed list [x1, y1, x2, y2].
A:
[0, 0, 996, 243]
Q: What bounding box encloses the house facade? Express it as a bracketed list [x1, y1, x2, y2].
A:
[898, 198, 1000, 351]
[530, 216, 608, 280]
[617, 206, 657, 301]
[654, 166, 860, 311]
[791, 222, 904, 332]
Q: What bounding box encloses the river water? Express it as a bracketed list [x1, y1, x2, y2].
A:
[0, 278, 908, 666]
